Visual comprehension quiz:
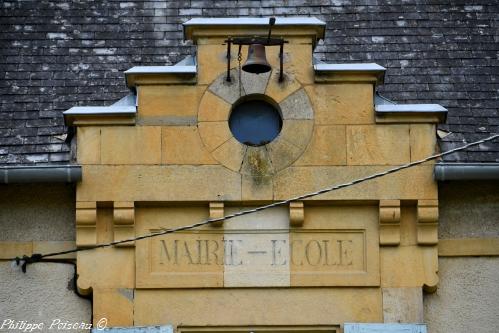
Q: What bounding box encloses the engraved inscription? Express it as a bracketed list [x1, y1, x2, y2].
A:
[156, 236, 356, 268]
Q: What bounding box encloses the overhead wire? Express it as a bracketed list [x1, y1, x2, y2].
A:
[10, 133, 499, 272]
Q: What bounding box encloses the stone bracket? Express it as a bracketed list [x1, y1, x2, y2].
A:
[76, 202, 97, 248]
[379, 200, 400, 246]
[209, 202, 224, 227]
[290, 201, 304, 227]
[113, 201, 135, 247]
[417, 200, 438, 245]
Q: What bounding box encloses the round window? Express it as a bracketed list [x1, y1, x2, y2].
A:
[229, 99, 282, 146]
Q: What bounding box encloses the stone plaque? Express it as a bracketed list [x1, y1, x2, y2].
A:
[136, 206, 379, 288]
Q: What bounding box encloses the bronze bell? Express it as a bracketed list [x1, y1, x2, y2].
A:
[242, 44, 272, 74]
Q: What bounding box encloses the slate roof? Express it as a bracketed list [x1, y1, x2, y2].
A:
[1, 0, 498, 164]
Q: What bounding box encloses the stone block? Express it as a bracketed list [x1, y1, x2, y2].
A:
[161, 126, 217, 165]
[274, 166, 437, 201]
[101, 126, 161, 165]
[93, 289, 134, 327]
[267, 136, 303, 171]
[241, 174, 274, 201]
[198, 121, 233, 152]
[278, 119, 314, 150]
[241, 69, 271, 95]
[266, 43, 314, 85]
[346, 125, 410, 165]
[224, 206, 289, 230]
[305, 84, 374, 125]
[198, 90, 231, 122]
[223, 232, 291, 287]
[138, 85, 205, 118]
[208, 68, 245, 105]
[240, 146, 274, 176]
[212, 137, 246, 172]
[77, 126, 100, 164]
[265, 70, 302, 103]
[77, 165, 242, 202]
[295, 125, 346, 166]
[382, 287, 424, 323]
[77, 247, 135, 292]
[279, 89, 313, 120]
[380, 245, 438, 291]
[197, 44, 239, 85]
[134, 288, 382, 326]
[410, 124, 437, 161]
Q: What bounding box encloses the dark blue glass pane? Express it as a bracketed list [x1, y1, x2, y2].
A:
[229, 100, 282, 146]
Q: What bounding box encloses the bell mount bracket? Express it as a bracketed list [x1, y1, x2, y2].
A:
[225, 17, 288, 83]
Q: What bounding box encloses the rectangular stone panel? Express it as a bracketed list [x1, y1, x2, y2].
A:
[138, 85, 205, 118]
[77, 165, 242, 202]
[304, 84, 374, 125]
[136, 205, 379, 288]
[346, 125, 410, 165]
[274, 166, 437, 201]
[101, 126, 161, 165]
[134, 288, 382, 327]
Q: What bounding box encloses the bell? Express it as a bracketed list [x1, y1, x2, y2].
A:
[242, 44, 272, 74]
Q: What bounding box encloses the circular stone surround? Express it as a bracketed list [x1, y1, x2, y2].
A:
[198, 69, 314, 176]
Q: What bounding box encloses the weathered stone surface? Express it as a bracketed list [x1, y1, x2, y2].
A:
[138, 86, 206, 118]
[198, 91, 231, 122]
[77, 247, 135, 291]
[77, 126, 100, 164]
[295, 125, 347, 166]
[274, 166, 437, 201]
[410, 124, 437, 161]
[267, 137, 303, 171]
[93, 289, 134, 327]
[346, 125, 410, 165]
[241, 174, 274, 201]
[279, 119, 314, 150]
[161, 126, 217, 165]
[77, 165, 242, 202]
[380, 245, 438, 290]
[208, 69, 245, 105]
[382, 287, 423, 323]
[265, 70, 302, 103]
[101, 126, 162, 165]
[305, 84, 374, 125]
[241, 70, 271, 96]
[211, 137, 246, 172]
[240, 146, 274, 176]
[197, 44, 239, 85]
[198, 121, 232, 152]
[279, 89, 313, 120]
[134, 288, 382, 326]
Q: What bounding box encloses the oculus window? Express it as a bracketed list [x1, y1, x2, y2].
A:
[229, 99, 282, 146]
